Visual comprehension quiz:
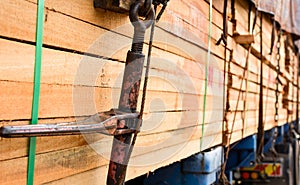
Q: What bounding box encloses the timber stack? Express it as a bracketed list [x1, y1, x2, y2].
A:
[0, 0, 300, 184]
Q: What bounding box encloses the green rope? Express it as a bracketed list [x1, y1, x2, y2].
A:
[27, 0, 44, 184]
[201, 0, 213, 150]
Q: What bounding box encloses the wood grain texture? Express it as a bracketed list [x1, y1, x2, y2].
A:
[0, 0, 299, 184]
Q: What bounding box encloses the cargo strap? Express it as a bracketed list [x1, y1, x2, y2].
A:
[257, 11, 264, 161]
[0, 1, 169, 185]
[244, 8, 258, 137]
[216, 0, 228, 46]
[200, 0, 212, 151]
[134, 3, 158, 143]
[221, 3, 258, 184]
[270, 17, 276, 55]
[27, 0, 44, 184]
[218, 0, 229, 183]
[227, 4, 258, 148]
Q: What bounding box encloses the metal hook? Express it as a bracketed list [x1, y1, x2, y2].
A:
[129, 1, 155, 30]
[138, 0, 153, 17]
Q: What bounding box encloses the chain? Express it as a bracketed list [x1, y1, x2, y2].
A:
[133, 0, 167, 145]
[274, 29, 282, 122]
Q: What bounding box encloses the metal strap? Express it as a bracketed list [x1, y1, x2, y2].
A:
[27, 0, 44, 184]
[200, 0, 213, 151]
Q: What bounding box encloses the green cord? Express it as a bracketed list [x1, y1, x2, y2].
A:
[201, 0, 213, 151]
[27, 0, 44, 184]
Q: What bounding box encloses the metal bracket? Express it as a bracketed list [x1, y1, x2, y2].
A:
[94, 0, 137, 13]
[233, 32, 255, 44]
[94, 0, 169, 14]
[0, 109, 140, 138]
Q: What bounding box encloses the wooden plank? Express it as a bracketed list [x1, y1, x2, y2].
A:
[0, 107, 224, 162]
[0, 0, 230, 63]
[233, 34, 255, 44]
[0, 80, 225, 120]
[44, 133, 223, 184]
[0, 38, 226, 88]
[0, 0, 299, 184]
[0, 123, 223, 184]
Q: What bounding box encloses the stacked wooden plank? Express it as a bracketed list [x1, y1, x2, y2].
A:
[225, 0, 299, 144]
[0, 0, 299, 184]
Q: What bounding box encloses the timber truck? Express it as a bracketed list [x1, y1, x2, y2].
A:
[0, 0, 300, 185]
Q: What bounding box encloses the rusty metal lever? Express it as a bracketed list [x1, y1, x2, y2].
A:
[0, 109, 139, 138]
[106, 1, 155, 185]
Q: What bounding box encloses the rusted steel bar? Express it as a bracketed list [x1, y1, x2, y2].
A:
[106, 51, 144, 185]
[106, 2, 154, 184]
[0, 109, 139, 137]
